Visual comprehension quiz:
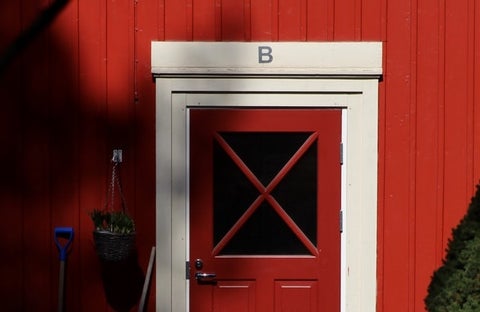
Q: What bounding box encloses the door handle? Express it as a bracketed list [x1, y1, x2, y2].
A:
[195, 272, 217, 281]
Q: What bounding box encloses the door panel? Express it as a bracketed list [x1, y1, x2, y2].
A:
[275, 280, 318, 312]
[189, 108, 341, 311]
[213, 281, 256, 312]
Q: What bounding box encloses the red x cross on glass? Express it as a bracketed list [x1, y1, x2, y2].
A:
[212, 132, 319, 256]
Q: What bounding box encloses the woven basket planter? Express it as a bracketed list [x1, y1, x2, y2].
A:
[93, 230, 136, 261]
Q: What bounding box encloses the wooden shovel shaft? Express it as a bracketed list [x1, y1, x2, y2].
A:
[58, 260, 65, 312]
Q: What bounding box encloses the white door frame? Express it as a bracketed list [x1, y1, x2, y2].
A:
[152, 42, 382, 312]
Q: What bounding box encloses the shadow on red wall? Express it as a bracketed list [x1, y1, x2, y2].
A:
[0, 0, 155, 311]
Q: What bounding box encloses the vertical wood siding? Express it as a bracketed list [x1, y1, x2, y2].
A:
[0, 0, 478, 311]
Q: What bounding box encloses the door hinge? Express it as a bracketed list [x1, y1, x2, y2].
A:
[340, 142, 344, 165]
[340, 210, 344, 233]
[186, 261, 190, 280]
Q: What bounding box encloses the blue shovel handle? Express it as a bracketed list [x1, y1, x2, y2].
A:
[54, 227, 74, 261]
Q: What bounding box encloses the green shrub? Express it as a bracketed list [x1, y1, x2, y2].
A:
[425, 184, 480, 311]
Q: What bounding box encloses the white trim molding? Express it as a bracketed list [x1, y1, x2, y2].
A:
[152, 42, 382, 77]
[152, 41, 382, 312]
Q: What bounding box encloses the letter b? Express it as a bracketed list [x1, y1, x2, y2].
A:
[258, 46, 273, 63]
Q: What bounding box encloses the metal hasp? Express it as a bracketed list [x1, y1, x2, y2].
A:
[340, 142, 344, 165]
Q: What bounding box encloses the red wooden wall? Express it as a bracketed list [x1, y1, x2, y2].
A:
[0, 0, 479, 311]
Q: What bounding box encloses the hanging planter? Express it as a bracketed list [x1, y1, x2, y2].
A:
[90, 155, 136, 261]
[91, 210, 135, 261]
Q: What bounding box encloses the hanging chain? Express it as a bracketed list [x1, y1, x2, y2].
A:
[108, 162, 116, 211]
[116, 162, 128, 213]
[105, 160, 128, 213]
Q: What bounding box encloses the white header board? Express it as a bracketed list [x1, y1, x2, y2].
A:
[151, 42, 382, 76]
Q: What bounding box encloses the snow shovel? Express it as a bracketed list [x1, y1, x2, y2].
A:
[54, 227, 74, 312]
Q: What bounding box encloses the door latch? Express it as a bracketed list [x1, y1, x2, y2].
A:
[195, 272, 217, 282]
[192, 258, 217, 283]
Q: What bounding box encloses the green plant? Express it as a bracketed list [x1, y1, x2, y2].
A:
[425, 183, 480, 311]
[90, 209, 135, 234]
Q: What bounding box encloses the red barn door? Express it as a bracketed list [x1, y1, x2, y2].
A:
[189, 108, 341, 312]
